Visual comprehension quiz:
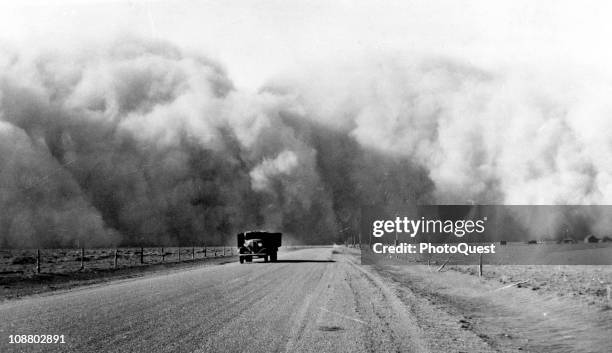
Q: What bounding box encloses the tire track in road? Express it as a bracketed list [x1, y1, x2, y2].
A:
[86, 264, 280, 352]
[198, 261, 329, 353]
[342, 251, 497, 353]
[281, 259, 337, 353]
[344, 257, 428, 353]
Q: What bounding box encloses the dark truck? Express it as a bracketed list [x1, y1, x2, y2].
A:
[237, 231, 281, 263]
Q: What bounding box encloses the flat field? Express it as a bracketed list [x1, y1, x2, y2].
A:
[0, 247, 236, 300]
[450, 264, 612, 306]
[364, 243, 612, 306]
[0, 247, 234, 274]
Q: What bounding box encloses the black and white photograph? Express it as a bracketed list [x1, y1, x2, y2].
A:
[0, 1, 611, 352]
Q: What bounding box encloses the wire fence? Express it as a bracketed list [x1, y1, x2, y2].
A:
[0, 246, 237, 275]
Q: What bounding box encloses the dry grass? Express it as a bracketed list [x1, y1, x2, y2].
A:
[450, 264, 612, 306]
[0, 247, 235, 276]
[362, 243, 612, 306]
[0, 247, 238, 301]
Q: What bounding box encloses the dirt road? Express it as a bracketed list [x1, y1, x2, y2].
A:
[0, 247, 495, 352]
[1, 247, 609, 353]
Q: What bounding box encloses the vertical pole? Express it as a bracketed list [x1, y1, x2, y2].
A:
[36, 249, 40, 274]
[140, 247, 144, 264]
[192, 246, 195, 260]
[80, 248, 85, 270]
[204, 247, 207, 257]
[479, 253, 483, 277]
[114, 249, 118, 269]
[223, 247, 226, 257]
[178, 247, 181, 262]
[161, 247, 165, 263]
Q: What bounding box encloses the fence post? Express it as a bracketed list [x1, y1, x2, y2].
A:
[192, 246, 195, 260]
[223, 247, 226, 257]
[114, 249, 118, 269]
[478, 253, 483, 277]
[204, 247, 206, 257]
[140, 247, 144, 264]
[36, 249, 40, 274]
[178, 247, 181, 262]
[161, 247, 165, 263]
[80, 248, 85, 270]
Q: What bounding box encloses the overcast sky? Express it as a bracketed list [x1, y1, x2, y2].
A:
[1, 0, 611, 89]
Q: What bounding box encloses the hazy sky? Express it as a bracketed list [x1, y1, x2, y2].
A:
[1, 0, 611, 89]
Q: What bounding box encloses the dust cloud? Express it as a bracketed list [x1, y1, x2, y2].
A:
[1, 38, 609, 247]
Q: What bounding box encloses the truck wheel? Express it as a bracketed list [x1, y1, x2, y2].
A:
[246, 256, 252, 262]
[239, 257, 244, 264]
[264, 255, 268, 263]
[270, 252, 277, 262]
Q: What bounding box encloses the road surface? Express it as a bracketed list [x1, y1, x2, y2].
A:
[0, 247, 493, 353]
